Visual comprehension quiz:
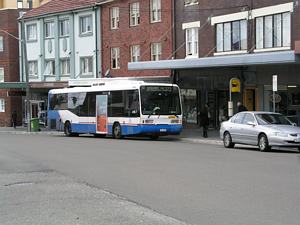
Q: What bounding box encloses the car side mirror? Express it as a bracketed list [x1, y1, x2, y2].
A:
[247, 121, 256, 126]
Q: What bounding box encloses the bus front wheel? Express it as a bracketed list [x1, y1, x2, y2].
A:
[113, 123, 122, 139]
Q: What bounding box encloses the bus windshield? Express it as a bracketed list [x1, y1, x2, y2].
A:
[140, 85, 181, 116]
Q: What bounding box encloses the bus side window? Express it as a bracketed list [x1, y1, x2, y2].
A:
[88, 92, 96, 116]
[108, 91, 125, 117]
[126, 90, 140, 117]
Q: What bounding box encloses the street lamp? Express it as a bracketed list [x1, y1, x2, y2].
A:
[20, 16, 31, 132]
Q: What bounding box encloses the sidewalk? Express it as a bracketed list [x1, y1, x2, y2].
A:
[0, 126, 223, 145]
[178, 127, 222, 145]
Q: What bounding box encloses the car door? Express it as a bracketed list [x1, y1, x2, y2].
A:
[240, 113, 259, 145]
[230, 113, 245, 143]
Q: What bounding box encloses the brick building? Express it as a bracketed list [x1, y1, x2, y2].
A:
[0, 0, 52, 127]
[97, 0, 173, 80]
[0, 9, 22, 126]
[129, 0, 300, 127]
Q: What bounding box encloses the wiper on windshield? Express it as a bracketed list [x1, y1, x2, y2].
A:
[148, 106, 160, 118]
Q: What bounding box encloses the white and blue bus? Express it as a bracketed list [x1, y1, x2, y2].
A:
[48, 80, 182, 139]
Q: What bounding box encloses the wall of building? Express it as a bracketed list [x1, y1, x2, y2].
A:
[0, 0, 49, 9]
[24, 8, 100, 83]
[174, 0, 300, 126]
[0, 9, 22, 126]
[175, 0, 300, 59]
[101, 0, 173, 78]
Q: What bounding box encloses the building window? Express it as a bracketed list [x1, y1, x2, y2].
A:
[17, 0, 23, 8]
[61, 58, 70, 76]
[131, 45, 140, 62]
[45, 21, 54, 38]
[26, 24, 37, 41]
[0, 67, 4, 82]
[184, 0, 198, 6]
[110, 7, 119, 29]
[44, 60, 55, 76]
[256, 12, 291, 49]
[151, 42, 161, 61]
[28, 61, 38, 77]
[80, 57, 93, 75]
[27, 0, 33, 9]
[0, 99, 5, 113]
[111, 47, 120, 69]
[130, 2, 140, 26]
[216, 20, 247, 52]
[0, 36, 3, 52]
[150, 0, 161, 23]
[80, 15, 93, 35]
[186, 28, 198, 57]
[59, 19, 70, 37]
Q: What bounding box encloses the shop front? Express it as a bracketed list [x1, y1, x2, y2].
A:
[128, 50, 300, 128]
[177, 67, 256, 128]
[257, 64, 300, 125]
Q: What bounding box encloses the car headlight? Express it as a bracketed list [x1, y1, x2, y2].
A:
[273, 132, 288, 137]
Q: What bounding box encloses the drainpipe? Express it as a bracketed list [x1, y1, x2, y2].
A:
[94, 7, 99, 78]
[171, 0, 176, 84]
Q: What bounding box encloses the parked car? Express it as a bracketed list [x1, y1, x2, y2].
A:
[220, 112, 300, 152]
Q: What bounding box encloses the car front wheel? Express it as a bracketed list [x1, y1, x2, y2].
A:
[258, 134, 270, 152]
[223, 132, 235, 148]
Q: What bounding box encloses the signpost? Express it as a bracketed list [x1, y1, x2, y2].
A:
[272, 75, 277, 112]
[228, 78, 240, 117]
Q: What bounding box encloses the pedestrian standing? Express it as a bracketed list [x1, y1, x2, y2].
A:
[237, 101, 248, 112]
[11, 110, 17, 129]
[199, 104, 210, 138]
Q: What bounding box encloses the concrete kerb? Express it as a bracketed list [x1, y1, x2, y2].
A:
[179, 138, 223, 145]
[0, 127, 223, 145]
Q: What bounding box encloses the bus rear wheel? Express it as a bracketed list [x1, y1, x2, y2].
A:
[64, 122, 77, 137]
[113, 123, 122, 139]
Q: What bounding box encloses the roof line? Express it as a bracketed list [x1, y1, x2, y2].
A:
[96, 0, 114, 5]
[21, 5, 97, 20]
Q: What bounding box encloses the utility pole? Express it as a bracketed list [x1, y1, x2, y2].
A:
[20, 16, 31, 132]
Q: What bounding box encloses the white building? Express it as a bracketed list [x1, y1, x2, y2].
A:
[19, 0, 101, 120]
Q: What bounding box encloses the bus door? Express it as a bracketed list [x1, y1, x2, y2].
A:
[96, 95, 108, 134]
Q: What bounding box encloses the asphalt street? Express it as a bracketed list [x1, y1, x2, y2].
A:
[0, 133, 300, 225]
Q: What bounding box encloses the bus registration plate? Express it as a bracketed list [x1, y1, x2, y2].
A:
[160, 128, 167, 132]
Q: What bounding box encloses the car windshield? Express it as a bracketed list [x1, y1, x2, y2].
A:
[255, 113, 292, 125]
[140, 85, 181, 116]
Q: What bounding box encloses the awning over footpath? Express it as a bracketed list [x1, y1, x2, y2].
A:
[128, 51, 300, 71]
[0, 82, 26, 89]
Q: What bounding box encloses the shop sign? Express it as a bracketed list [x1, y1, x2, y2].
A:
[270, 93, 281, 103]
[273, 75, 277, 92]
[7, 91, 26, 97]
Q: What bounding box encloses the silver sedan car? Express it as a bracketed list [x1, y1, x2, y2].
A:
[220, 112, 300, 152]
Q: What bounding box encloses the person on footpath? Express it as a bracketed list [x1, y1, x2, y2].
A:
[11, 110, 17, 129]
[237, 101, 248, 112]
[199, 103, 210, 138]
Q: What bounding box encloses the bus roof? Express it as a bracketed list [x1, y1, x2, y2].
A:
[49, 80, 178, 94]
